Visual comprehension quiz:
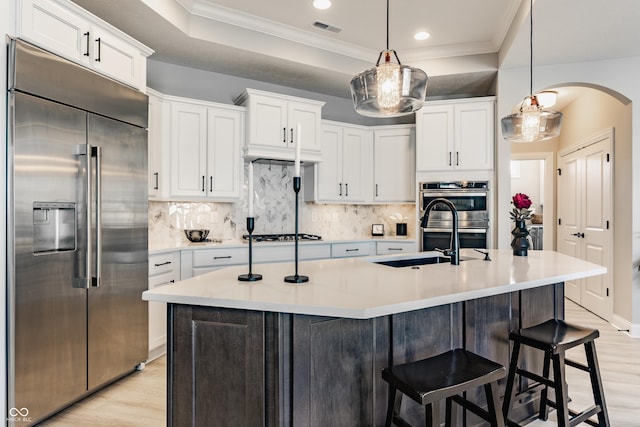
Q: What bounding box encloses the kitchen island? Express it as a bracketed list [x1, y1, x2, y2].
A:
[142, 249, 605, 427]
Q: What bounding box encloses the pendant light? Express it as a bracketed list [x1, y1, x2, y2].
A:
[349, 0, 428, 117]
[501, 0, 562, 142]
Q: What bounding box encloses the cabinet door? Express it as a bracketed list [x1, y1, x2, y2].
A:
[206, 107, 242, 199]
[342, 127, 373, 203]
[148, 92, 163, 198]
[247, 94, 288, 148]
[416, 105, 454, 171]
[19, 0, 91, 65]
[316, 124, 342, 202]
[374, 128, 415, 202]
[454, 101, 494, 170]
[91, 26, 144, 89]
[170, 101, 208, 197]
[289, 100, 322, 153]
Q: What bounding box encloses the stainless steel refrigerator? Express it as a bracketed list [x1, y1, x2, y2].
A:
[7, 39, 148, 426]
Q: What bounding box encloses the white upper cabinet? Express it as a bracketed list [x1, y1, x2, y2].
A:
[416, 98, 495, 172]
[307, 122, 373, 203]
[147, 89, 170, 199]
[169, 98, 243, 201]
[373, 126, 415, 203]
[18, 0, 152, 90]
[235, 89, 325, 162]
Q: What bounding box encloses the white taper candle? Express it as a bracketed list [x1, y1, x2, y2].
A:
[248, 161, 254, 217]
[294, 122, 301, 177]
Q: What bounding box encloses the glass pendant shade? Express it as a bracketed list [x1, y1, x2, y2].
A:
[501, 96, 563, 142]
[350, 50, 428, 117]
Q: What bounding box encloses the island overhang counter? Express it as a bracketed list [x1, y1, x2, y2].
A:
[143, 249, 605, 426]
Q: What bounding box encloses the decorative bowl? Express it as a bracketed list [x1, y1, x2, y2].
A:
[184, 229, 210, 242]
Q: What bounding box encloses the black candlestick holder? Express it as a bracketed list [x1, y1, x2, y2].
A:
[238, 217, 262, 282]
[285, 176, 309, 283]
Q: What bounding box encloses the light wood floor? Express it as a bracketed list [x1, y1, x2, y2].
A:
[39, 299, 640, 426]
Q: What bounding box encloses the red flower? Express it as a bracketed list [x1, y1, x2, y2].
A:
[512, 193, 532, 210]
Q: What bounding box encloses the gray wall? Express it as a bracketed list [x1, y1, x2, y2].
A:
[147, 59, 414, 126]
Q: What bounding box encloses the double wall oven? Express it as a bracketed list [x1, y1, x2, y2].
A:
[420, 181, 489, 251]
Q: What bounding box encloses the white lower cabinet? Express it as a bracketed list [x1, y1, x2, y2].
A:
[331, 242, 374, 258]
[187, 247, 249, 277]
[148, 251, 180, 360]
[254, 244, 331, 264]
[376, 241, 417, 255]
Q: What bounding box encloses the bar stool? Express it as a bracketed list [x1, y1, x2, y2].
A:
[382, 348, 506, 427]
[502, 319, 610, 427]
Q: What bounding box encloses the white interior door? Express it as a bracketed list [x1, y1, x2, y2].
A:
[557, 130, 613, 320]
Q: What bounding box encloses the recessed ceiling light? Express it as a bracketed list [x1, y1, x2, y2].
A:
[414, 31, 430, 41]
[313, 0, 331, 10]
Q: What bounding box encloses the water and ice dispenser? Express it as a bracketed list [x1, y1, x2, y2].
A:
[33, 202, 76, 253]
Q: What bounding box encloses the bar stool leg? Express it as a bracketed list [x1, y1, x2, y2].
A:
[485, 381, 505, 427]
[425, 402, 439, 427]
[538, 350, 552, 421]
[584, 341, 611, 427]
[385, 386, 400, 427]
[445, 397, 456, 427]
[502, 340, 521, 421]
[552, 352, 570, 427]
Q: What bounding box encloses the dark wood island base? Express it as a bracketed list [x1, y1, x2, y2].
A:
[167, 283, 564, 427]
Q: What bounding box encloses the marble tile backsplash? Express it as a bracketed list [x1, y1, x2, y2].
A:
[149, 162, 416, 247]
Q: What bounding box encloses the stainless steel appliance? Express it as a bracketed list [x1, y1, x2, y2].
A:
[7, 39, 148, 426]
[420, 181, 489, 251]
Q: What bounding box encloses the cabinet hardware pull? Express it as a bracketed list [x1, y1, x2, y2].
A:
[95, 37, 101, 62]
[290, 128, 294, 144]
[283, 127, 286, 143]
[201, 176, 205, 192]
[154, 261, 172, 267]
[456, 151, 459, 166]
[346, 248, 359, 252]
[84, 32, 90, 56]
[345, 183, 348, 196]
[449, 151, 452, 166]
[388, 248, 403, 251]
[339, 183, 342, 196]
[375, 184, 379, 197]
[214, 256, 232, 259]
[170, 279, 175, 283]
[153, 172, 159, 190]
[209, 176, 213, 192]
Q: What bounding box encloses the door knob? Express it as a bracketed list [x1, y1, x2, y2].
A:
[571, 232, 585, 238]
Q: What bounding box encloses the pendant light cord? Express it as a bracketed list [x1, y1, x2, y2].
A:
[386, 0, 390, 50]
[529, 0, 533, 96]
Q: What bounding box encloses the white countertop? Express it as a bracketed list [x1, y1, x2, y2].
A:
[142, 249, 606, 319]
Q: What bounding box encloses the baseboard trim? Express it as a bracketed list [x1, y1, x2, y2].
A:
[611, 313, 640, 338]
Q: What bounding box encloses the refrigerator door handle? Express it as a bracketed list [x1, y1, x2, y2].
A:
[72, 144, 101, 288]
[92, 146, 102, 287]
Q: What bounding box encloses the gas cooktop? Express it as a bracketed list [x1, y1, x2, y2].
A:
[242, 233, 322, 242]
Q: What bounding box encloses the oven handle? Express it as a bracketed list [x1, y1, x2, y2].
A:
[423, 228, 488, 234]
[421, 191, 488, 198]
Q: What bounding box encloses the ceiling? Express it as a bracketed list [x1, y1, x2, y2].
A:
[71, 0, 640, 103]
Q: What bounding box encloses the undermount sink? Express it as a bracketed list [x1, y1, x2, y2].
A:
[374, 256, 450, 268]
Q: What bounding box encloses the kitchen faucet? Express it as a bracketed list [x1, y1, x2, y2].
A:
[420, 198, 460, 265]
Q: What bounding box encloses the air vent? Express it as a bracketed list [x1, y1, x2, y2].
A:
[313, 21, 342, 33]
